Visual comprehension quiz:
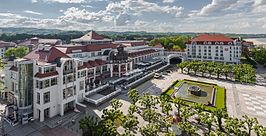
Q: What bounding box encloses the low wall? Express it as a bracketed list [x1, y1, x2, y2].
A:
[126, 72, 155, 89]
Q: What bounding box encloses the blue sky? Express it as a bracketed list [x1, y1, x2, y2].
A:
[0, 0, 266, 33]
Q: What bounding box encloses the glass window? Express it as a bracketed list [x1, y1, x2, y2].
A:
[80, 81, 84, 91]
[43, 92, 50, 104]
[51, 78, 57, 86]
[45, 79, 50, 88]
[37, 93, 40, 104]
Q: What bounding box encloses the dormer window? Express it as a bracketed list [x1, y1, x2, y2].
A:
[228, 42, 232, 45]
[220, 42, 224, 45]
[192, 41, 197, 45]
[203, 41, 208, 44]
[208, 42, 212, 45]
[215, 42, 219, 45]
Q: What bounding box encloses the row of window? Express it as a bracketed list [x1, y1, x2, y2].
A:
[36, 78, 57, 89]
[37, 92, 50, 104]
[73, 51, 102, 58]
[38, 66, 56, 73]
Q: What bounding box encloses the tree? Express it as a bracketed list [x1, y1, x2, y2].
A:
[199, 112, 215, 135]
[242, 115, 258, 136]
[178, 62, 187, 73]
[214, 63, 223, 79]
[198, 63, 207, 77]
[128, 104, 138, 115]
[173, 97, 185, 117]
[159, 115, 173, 133]
[128, 89, 140, 105]
[192, 103, 205, 124]
[139, 92, 158, 109]
[79, 115, 99, 136]
[178, 121, 198, 136]
[142, 109, 159, 123]
[110, 99, 123, 110]
[225, 117, 245, 135]
[98, 119, 118, 136]
[223, 64, 231, 80]
[140, 123, 160, 136]
[4, 47, 29, 58]
[160, 95, 172, 116]
[207, 62, 215, 77]
[213, 108, 228, 131]
[122, 114, 139, 132]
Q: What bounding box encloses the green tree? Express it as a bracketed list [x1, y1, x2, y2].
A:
[139, 92, 158, 109]
[128, 104, 138, 115]
[4, 47, 29, 58]
[122, 114, 139, 132]
[160, 95, 172, 116]
[242, 115, 258, 136]
[223, 64, 231, 80]
[140, 123, 160, 136]
[173, 97, 185, 117]
[142, 109, 159, 123]
[178, 62, 188, 73]
[79, 115, 99, 136]
[192, 103, 205, 124]
[98, 119, 118, 136]
[199, 112, 215, 135]
[128, 89, 140, 105]
[178, 121, 198, 136]
[214, 63, 223, 79]
[111, 99, 123, 110]
[213, 108, 228, 131]
[225, 117, 245, 135]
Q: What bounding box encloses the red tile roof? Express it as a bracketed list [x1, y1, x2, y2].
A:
[187, 34, 235, 45]
[56, 44, 117, 54]
[35, 71, 58, 78]
[24, 47, 70, 63]
[80, 59, 107, 69]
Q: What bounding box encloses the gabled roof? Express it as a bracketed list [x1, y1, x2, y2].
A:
[71, 31, 111, 42]
[24, 47, 69, 63]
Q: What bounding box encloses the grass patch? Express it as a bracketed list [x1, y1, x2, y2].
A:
[162, 79, 226, 111]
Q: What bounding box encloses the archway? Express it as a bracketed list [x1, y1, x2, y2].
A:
[169, 57, 182, 64]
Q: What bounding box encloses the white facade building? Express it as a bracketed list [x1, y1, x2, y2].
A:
[186, 34, 242, 64]
[4, 31, 163, 123]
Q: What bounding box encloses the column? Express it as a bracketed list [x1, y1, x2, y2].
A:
[130, 62, 133, 71]
[110, 64, 113, 77]
[40, 110, 44, 122]
[118, 63, 121, 77]
[60, 104, 64, 116]
[125, 63, 128, 73]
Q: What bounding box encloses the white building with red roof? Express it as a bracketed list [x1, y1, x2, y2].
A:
[186, 34, 242, 64]
[0, 40, 17, 58]
[3, 31, 163, 123]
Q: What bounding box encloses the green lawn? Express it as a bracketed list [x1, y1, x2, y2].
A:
[162, 79, 226, 111]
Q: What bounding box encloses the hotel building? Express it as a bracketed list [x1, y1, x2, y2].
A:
[3, 31, 163, 123]
[186, 34, 242, 64]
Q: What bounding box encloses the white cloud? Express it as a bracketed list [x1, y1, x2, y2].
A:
[163, 0, 175, 3]
[24, 10, 43, 15]
[35, 0, 86, 3]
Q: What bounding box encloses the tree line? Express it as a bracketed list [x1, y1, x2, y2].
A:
[178, 61, 256, 84]
[79, 89, 266, 136]
[250, 48, 266, 67]
[149, 36, 190, 51]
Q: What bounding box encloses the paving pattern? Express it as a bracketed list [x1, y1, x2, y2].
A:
[240, 92, 266, 117]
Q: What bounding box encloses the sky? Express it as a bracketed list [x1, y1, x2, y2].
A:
[0, 0, 266, 33]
